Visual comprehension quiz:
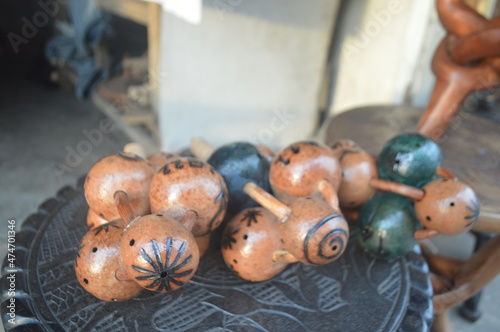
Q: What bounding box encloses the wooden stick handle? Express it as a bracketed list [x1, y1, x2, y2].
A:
[317, 179, 339, 210]
[272, 250, 299, 263]
[180, 210, 199, 232]
[190, 138, 215, 161]
[243, 182, 291, 221]
[369, 178, 425, 201]
[436, 166, 456, 180]
[123, 142, 147, 159]
[414, 229, 440, 240]
[114, 190, 138, 226]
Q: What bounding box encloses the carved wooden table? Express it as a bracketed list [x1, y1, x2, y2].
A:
[1, 179, 432, 331]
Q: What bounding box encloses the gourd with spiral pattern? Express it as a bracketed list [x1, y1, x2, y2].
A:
[224, 180, 349, 281]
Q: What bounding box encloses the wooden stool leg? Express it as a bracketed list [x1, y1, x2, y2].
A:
[458, 231, 494, 322]
[431, 311, 452, 332]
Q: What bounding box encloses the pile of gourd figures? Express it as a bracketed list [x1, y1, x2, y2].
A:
[75, 133, 479, 301]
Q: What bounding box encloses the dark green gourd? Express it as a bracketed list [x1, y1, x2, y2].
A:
[377, 133, 442, 188]
[356, 193, 420, 260]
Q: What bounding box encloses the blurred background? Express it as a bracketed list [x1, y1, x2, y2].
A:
[0, 0, 499, 331]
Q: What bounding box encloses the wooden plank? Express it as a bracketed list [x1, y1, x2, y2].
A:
[97, 0, 149, 26]
[147, 2, 161, 115]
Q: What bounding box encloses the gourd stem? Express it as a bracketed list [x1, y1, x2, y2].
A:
[190, 138, 215, 161]
[317, 179, 339, 209]
[114, 190, 137, 226]
[369, 178, 425, 201]
[243, 182, 291, 221]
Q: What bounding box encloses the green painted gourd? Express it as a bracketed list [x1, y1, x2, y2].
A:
[356, 194, 420, 260]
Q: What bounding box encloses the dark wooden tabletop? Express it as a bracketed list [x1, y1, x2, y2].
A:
[1, 179, 432, 332]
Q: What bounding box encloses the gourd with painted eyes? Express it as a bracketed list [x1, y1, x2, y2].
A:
[149, 157, 229, 237]
[370, 176, 480, 240]
[269, 141, 342, 204]
[221, 207, 287, 282]
[84, 152, 155, 222]
[330, 139, 378, 209]
[221, 180, 349, 282]
[75, 220, 142, 301]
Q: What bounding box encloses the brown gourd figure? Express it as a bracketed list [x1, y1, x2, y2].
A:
[222, 180, 349, 282]
[270, 141, 342, 204]
[78, 154, 227, 300]
[117, 157, 228, 292]
[149, 157, 229, 237]
[75, 220, 143, 301]
[330, 139, 378, 209]
[84, 152, 155, 222]
[116, 198, 201, 293]
[370, 175, 480, 239]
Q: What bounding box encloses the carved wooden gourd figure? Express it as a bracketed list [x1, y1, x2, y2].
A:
[75, 220, 143, 301]
[116, 157, 228, 292]
[370, 176, 480, 240]
[221, 207, 287, 281]
[84, 152, 155, 222]
[270, 141, 342, 204]
[118, 209, 200, 292]
[221, 180, 349, 282]
[376, 133, 442, 188]
[414, 178, 480, 238]
[149, 157, 229, 237]
[330, 139, 378, 209]
[356, 194, 420, 260]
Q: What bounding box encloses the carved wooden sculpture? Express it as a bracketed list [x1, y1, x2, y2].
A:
[416, 0, 500, 141]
